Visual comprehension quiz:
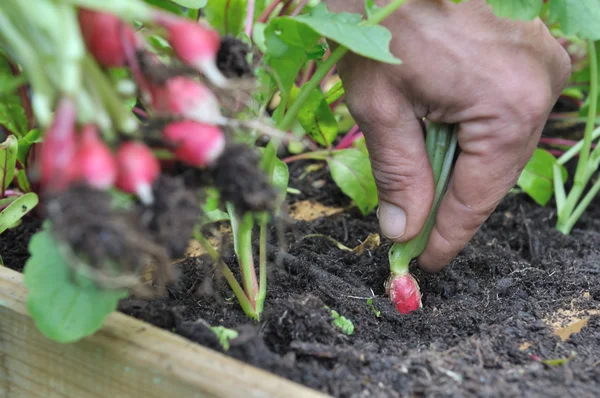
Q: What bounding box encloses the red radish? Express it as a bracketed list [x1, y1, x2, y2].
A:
[385, 273, 422, 314]
[154, 15, 227, 87]
[39, 97, 77, 191]
[69, 125, 117, 190]
[150, 76, 226, 125]
[163, 121, 225, 167]
[78, 9, 139, 67]
[115, 141, 160, 205]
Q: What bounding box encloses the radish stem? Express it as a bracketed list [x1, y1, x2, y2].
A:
[388, 123, 458, 276]
[556, 40, 598, 235]
[194, 229, 258, 320]
[226, 203, 259, 312]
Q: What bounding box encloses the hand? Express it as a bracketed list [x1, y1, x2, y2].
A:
[326, 0, 571, 271]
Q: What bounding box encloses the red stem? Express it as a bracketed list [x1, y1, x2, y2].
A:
[539, 137, 596, 148]
[546, 149, 566, 157]
[290, 0, 309, 16]
[132, 107, 148, 118]
[257, 0, 284, 22]
[245, 0, 256, 37]
[278, 0, 293, 16]
[335, 125, 363, 150]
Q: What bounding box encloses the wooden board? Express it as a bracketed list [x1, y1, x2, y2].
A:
[0, 266, 329, 398]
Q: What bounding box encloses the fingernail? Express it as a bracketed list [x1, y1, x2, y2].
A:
[378, 201, 407, 240]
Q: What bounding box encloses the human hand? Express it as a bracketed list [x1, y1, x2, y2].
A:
[326, 0, 571, 271]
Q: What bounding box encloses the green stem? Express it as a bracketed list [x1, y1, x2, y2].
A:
[255, 222, 268, 315]
[81, 54, 138, 134]
[193, 230, 258, 320]
[277, 0, 407, 131]
[557, 40, 598, 234]
[389, 123, 458, 275]
[556, 126, 600, 165]
[562, 173, 600, 233]
[282, 150, 329, 163]
[226, 203, 259, 309]
[553, 163, 566, 214]
[0, 8, 55, 126]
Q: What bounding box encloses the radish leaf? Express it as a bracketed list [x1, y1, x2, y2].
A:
[24, 223, 128, 343]
[517, 148, 567, 206]
[328, 149, 378, 215]
[485, 0, 543, 20]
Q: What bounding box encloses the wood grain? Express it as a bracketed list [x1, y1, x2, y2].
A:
[0, 266, 329, 398]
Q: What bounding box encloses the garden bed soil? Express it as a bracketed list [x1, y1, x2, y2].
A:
[3, 152, 600, 398]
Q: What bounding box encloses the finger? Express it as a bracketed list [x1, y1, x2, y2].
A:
[417, 117, 543, 272]
[341, 66, 435, 242]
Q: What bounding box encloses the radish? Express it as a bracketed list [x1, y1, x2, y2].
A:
[78, 9, 139, 67]
[385, 123, 458, 315]
[39, 97, 77, 191]
[69, 124, 117, 190]
[385, 273, 422, 314]
[115, 141, 160, 205]
[154, 15, 227, 87]
[163, 121, 225, 167]
[150, 76, 226, 125]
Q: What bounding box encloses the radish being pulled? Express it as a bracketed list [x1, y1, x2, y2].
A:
[115, 142, 160, 205]
[385, 123, 458, 314]
[154, 15, 228, 87]
[69, 125, 117, 190]
[150, 77, 226, 125]
[78, 9, 139, 68]
[39, 97, 78, 192]
[163, 121, 225, 168]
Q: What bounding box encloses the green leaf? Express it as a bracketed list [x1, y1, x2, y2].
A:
[16, 170, 31, 193]
[325, 80, 345, 104]
[259, 142, 289, 214]
[330, 309, 354, 335]
[0, 51, 27, 139]
[0, 135, 18, 191]
[485, 0, 542, 20]
[327, 149, 378, 215]
[0, 193, 38, 235]
[16, 128, 41, 165]
[201, 188, 230, 223]
[291, 3, 401, 64]
[296, 87, 339, 146]
[252, 22, 268, 53]
[210, 326, 239, 351]
[169, 0, 207, 9]
[204, 0, 248, 36]
[264, 17, 320, 97]
[143, 0, 186, 14]
[24, 224, 128, 343]
[517, 148, 567, 206]
[548, 0, 600, 40]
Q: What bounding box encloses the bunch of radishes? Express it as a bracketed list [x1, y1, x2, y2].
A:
[36, 7, 234, 204]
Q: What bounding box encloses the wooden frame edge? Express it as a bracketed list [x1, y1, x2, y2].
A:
[0, 266, 329, 398]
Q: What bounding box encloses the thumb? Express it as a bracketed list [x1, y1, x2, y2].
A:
[351, 98, 435, 242]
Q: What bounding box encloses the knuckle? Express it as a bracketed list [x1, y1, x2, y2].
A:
[370, 155, 431, 198]
[515, 88, 550, 127]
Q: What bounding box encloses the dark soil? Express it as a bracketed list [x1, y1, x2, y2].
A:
[124, 167, 599, 397]
[3, 117, 600, 397]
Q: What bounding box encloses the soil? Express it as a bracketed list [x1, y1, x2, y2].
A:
[3, 117, 600, 398]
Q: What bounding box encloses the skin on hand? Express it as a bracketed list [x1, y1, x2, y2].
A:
[326, 0, 571, 271]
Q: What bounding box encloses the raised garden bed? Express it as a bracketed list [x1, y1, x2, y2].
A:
[3, 166, 600, 397]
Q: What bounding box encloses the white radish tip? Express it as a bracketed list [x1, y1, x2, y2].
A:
[136, 183, 154, 206]
[197, 59, 229, 88]
[188, 106, 228, 126]
[208, 133, 226, 165]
